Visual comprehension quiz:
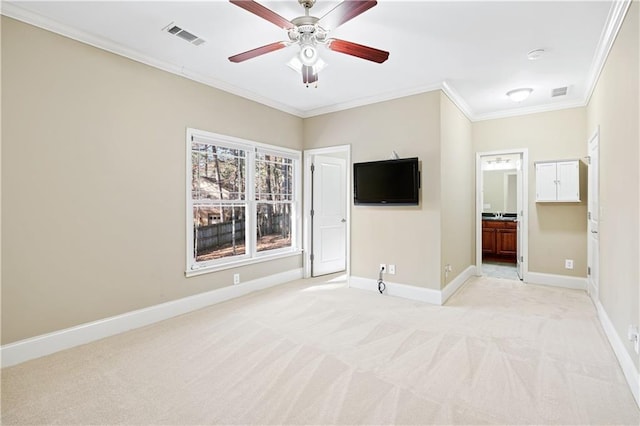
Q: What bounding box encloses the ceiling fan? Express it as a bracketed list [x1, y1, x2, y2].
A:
[228, 0, 389, 86]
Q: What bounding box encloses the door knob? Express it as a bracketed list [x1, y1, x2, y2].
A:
[591, 230, 598, 234]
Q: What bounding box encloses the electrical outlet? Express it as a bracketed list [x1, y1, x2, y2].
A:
[379, 264, 386, 273]
[233, 273, 240, 285]
[388, 264, 396, 275]
[445, 264, 452, 272]
[565, 259, 574, 269]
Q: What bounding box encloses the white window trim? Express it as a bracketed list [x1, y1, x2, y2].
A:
[186, 128, 302, 276]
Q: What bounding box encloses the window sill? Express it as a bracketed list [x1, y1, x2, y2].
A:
[185, 249, 303, 278]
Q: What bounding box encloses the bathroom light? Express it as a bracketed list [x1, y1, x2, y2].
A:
[506, 88, 533, 102]
[483, 159, 516, 171]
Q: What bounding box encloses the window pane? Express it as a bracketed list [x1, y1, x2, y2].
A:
[255, 154, 293, 201]
[256, 203, 292, 252]
[194, 204, 246, 261]
[192, 144, 246, 201]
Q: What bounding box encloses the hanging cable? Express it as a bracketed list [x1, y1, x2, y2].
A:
[377, 265, 386, 294]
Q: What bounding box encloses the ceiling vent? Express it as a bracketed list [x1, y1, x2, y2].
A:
[551, 86, 568, 97]
[164, 23, 206, 46]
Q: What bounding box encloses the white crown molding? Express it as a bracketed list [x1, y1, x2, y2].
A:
[302, 81, 474, 121]
[0, 2, 306, 118]
[582, 0, 632, 107]
[0, 268, 304, 368]
[300, 82, 443, 118]
[472, 98, 588, 122]
[440, 81, 474, 121]
[1, 0, 631, 122]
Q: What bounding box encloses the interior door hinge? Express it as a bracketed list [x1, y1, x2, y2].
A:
[310, 209, 314, 217]
[588, 211, 591, 220]
[310, 254, 314, 262]
[587, 266, 591, 276]
[311, 163, 315, 173]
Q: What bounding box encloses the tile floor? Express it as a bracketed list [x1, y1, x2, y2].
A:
[482, 261, 520, 280]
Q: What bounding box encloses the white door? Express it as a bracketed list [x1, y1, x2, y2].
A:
[587, 130, 600, 297]
[312, 155, 347, 276]
[516, 157, 523, 280]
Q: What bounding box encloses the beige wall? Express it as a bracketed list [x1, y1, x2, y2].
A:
[586, 1, 639, 369]
[303, 92, 443, 289]
[473, 108, 588, 277]
[1, 17, 304, 344]
[440, 93, 474, 287]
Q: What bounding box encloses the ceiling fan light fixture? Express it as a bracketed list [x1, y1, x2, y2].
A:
[299, 43, 318, 66]
[506, 88, 533, 102]
[288, 56, 327, 75]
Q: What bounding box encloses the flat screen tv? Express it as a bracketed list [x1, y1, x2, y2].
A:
[353, 157, 420, 205]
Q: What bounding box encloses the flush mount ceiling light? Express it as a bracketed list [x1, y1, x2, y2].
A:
[506, 88, 533, 102]
[527, 48, 545, 60]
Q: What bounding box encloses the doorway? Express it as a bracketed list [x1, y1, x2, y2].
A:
[476, 149, 529, 281]
[303, 145, 351, 278]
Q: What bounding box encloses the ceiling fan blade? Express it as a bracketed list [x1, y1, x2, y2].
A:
[229, 0, 294, 30]
[228, 41, 288, 63]
[302, 65, 318, 84]
[327, 39, 389, 63]
[319, 0, 377, 30]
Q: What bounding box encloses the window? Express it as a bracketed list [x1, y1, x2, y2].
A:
[187, 129, 301, 275]
[255, 152, 294, 253]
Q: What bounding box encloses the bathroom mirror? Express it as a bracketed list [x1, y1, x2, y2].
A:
[483, 169, 517, 213]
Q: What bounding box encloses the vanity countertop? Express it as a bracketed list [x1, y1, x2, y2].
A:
[482, 216, 517, 222]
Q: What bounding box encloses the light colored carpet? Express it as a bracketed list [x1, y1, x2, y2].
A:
[2, 275, 638, 425]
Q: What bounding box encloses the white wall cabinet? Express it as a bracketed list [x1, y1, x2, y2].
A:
[535, 160, 580, 202]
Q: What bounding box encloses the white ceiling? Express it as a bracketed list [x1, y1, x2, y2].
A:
[2, 1, 627, 120]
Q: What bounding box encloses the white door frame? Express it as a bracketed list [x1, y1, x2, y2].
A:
[303, 145, 351, 279]
[587, 126, 600, 298]
[476, 148, 529, 280]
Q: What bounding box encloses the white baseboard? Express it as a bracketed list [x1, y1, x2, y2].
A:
[349, 265, 476, 305]
[441, 265, 476, 304]
[590, 293, 640, 408]
[526, 272, 587, 290]
[1, 268, 303, 368]
[349, 276, 442, 304]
